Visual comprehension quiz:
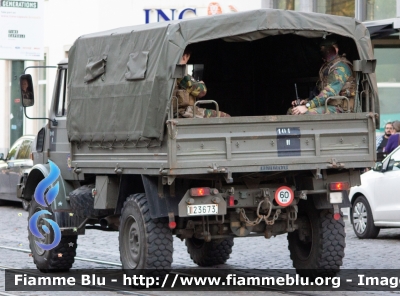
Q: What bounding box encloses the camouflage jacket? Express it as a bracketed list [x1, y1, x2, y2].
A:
[177, 75, 207, 99]
[308, 55, 355, 109]
[172, 75, 207, 115]
[173, 75, 230, 118]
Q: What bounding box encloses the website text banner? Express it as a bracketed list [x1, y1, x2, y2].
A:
[0, 0, 44, 60]
[5, 269, 400, 291]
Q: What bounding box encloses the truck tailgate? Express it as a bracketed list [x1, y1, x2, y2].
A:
[167, 113, 375, 175]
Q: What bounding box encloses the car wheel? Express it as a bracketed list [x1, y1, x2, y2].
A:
[22, 200, 30, 211]
[352, 195, 380, 239]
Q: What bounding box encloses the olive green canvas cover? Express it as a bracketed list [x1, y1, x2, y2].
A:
[67, 9, 377, 143]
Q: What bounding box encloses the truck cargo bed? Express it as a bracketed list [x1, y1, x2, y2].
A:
[70, 113, 375, 176]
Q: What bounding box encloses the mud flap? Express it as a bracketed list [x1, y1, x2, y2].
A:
[141, 175, 180, 219]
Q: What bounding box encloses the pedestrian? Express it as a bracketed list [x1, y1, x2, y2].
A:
[384, 120, 400, 154]
[376, 122, 394, 153]
[290, 37, 355, 115]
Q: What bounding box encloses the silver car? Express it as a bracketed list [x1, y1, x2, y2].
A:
[0, 135, 35, 210]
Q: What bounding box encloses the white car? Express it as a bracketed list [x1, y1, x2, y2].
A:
[349, 145, 400, 238]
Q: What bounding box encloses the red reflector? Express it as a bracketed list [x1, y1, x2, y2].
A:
[228, 195, 235, 207]
[329, 182, 349, 191]
[168, 221, 176, 229]
[333, 213, 341, 221]
[190, 187, 210, 197]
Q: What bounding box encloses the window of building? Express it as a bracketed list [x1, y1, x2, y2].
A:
[374, 46, 400, 131]
[274, 0, 296, 10]
[375, 46, 400, 83]
[366, 0, 397, 21]
[316, 0, 355, 17]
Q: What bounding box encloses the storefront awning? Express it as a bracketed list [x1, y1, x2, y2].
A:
[363, 18, 400, 39]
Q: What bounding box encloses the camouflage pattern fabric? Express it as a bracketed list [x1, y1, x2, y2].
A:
[306, 105, 342, 114]
[174, 74, 230, 118]
[308, 55, 354, 112]
[177, 75, 207, 98]
[204, 109, 230, 117]
[286, 105, 341, 115]
[180, 106, 230, 118]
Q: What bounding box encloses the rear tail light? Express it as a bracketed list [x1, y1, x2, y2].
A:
[190, 187, 210, 197]
[30, 152, 34, 161]
[228, 195, 235, 207]
[329, 182, 350, 191]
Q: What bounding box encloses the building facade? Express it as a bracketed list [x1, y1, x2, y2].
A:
[0, 0, 399, 154]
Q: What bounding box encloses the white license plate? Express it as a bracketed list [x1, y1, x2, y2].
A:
[187, 204, 218, 216]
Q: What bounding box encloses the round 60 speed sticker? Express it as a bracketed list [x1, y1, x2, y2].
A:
[274, 186, 294, 207]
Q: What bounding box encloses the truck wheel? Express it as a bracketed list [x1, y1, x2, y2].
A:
[351, 195, 380, 239]
[185, 237, 234, 267]
[119, 193, 173, 275]
[28, 199, 77, 272]
[69, 185, 112, 218]
[287, 202, 345, 278]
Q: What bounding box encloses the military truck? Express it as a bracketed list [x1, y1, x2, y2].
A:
[21, 9, 378, 277]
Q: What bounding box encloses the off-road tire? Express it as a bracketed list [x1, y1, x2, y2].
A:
[28, 198, 77, 272]
[351, 195, 380, 239]
[185, 237, 234, 267]
[119, 193, 173, 276]
[288, 201, 345, 278]
[69, 185, 112, 218]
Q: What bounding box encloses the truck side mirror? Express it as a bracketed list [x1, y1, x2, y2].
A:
[20, 74, 35, 107]
[0, 153, 4, 160]
[372, 162, 383, 172]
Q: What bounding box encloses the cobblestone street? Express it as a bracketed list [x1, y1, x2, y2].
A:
[0, 201, 399, 296]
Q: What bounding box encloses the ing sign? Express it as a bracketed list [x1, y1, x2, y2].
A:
[144, 8, 197, 24]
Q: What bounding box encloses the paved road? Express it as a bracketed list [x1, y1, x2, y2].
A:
[0, 201, 399, 296]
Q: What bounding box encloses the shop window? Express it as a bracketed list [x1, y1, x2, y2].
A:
[274, 0, 296, 10]
[316, 0, 355, 17]
[374, 46, 400, 131]
[366, 0, 396, 21]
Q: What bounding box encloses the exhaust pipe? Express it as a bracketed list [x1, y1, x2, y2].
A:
[100, 215, 120, 230]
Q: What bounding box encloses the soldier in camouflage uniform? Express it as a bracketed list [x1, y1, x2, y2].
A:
[290, 38, 355, 115]
[173, 46, 230, 118]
